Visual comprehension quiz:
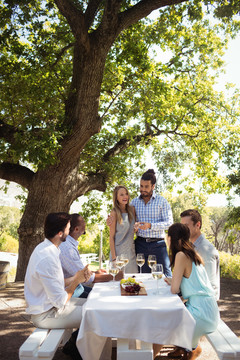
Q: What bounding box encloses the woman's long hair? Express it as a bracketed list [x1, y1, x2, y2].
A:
[168, 223, 203, 268]
[113, 185, 134, 224]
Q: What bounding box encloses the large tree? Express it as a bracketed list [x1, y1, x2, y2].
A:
[0, 0, 239, 280]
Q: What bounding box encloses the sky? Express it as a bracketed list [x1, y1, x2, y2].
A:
[206, 34, 240, 206]
[0, 32, 240, 210]
[217, 34, 240, 91]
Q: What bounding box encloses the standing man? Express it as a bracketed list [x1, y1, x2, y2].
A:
[180, 209, 220, 300]
[60, 213, 123, 295]
[132, 169, 173, 276]
[24, 212, 91, 359]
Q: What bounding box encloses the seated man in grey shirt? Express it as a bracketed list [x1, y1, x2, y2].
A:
[180, 209, 220, 300]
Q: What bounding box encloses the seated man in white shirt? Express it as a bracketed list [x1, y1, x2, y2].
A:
[59, 214, 123, 296]
[24, 212, 91, 360]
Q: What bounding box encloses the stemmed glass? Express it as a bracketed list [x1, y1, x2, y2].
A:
[136, 253, 145, 273]
[119, 254, 129, 276]
[148, 255, 157, 271]
[109, 261, 119, 282]
[152, 263, 163, 295]
[115, 256, 125, 272]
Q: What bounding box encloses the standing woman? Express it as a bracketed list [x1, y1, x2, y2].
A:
[109, 186, 138, 273]
[154, 223, 219, 360]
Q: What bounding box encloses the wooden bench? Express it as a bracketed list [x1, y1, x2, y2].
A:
[19, 327, 72, 360]
[205, 319, 240, 360]
[117, 338, 153, 360]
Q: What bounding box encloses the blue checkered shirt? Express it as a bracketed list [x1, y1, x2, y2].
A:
[59, 235, 95, 285]
[131, 191, 173, 238]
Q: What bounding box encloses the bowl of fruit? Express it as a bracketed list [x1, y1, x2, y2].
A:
[120, 277, 142, 294]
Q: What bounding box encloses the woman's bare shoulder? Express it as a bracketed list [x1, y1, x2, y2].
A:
[110, 209, 117, 218]
[176, 251, 188, 261]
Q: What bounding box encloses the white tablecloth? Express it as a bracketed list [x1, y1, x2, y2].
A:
[77, 274, 195, 360]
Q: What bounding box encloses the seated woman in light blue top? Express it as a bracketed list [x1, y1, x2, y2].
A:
[154, 223, 219, 360]
[109, 185, 138, 273]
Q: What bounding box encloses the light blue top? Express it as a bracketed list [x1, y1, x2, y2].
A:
[181, 262, 220, 348]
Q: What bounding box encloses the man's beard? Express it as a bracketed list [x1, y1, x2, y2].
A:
[140, 191, 152, 198]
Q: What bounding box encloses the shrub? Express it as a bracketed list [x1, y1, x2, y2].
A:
[219, 251, 240, 280]
[0, 233, 19, 253]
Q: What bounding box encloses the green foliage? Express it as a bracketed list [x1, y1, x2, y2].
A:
[226, 207, 240, 227]
[219, 251, 240, 280]
[166, 192, 209, 223]
[0, 206, 21, 239]
[0, 232, 18, 252]
[0, 0, 73, 168]
[1, 1, 240, 283]
[0, 206, 21, 253]
[77, 223, 99, 254]
[1, 0, 240, 194]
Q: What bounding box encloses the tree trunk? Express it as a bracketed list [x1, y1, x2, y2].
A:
[15, 163, 106, 280]
[15, 43, 111, 280]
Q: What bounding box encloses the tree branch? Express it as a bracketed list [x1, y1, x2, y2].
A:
[54, 0, 90, 49]
[74, 171, 107, 198]
[51, 42, 75, 67]
[85, 0, 103, 29]
[0, 162, 34, 190]
[102, 130, 158, 162]
[102, 119, 213, 164]
[118, 0, 188, 33]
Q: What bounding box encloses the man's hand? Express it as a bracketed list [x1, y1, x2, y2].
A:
[95, 269, 107, 274]
[135, 222, 151, 230]
[75, 265, 91, 284]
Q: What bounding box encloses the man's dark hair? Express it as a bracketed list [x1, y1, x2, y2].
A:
[69, 213, 85, 233]
[180, 209, 202, 229]
[44, 212, 71, 239]
[141, 169, 156, 185]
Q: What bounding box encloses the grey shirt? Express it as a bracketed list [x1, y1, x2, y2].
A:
[194, 233, 220, 300]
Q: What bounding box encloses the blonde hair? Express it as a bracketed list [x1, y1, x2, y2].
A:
[113, 185, 134, 224]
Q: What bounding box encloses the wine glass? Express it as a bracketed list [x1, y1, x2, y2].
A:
[115, 256, 125, 272]
[136, 253, 145, 273]
[120, 254, 129, 275]
[109, 261, 119, 282]
[148, 254, 157, 271]
[152, 263, 163, 295]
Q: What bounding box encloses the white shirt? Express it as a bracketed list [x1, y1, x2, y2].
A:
[24, 239, 68, 314]
[59, 235, 95, 284]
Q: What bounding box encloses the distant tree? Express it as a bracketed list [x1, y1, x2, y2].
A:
[207, 206, 240, 254]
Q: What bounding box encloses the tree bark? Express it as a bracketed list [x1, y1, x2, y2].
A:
[15, 165, 106, 280]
